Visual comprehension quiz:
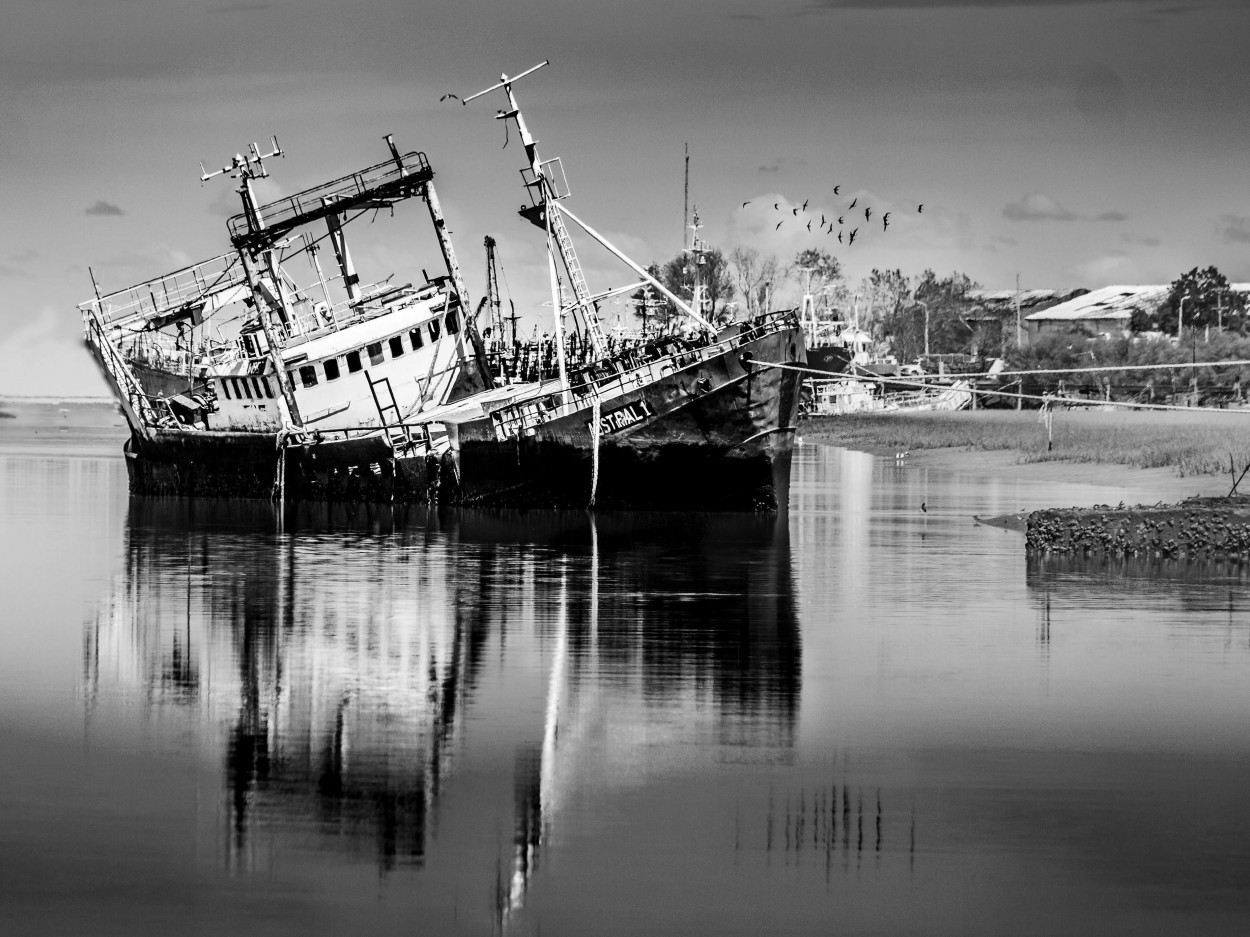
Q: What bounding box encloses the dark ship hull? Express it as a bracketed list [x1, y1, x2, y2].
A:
[449, 325, 804, 511]
[123, 324, 806, 512]
[804, 344, 853, 374]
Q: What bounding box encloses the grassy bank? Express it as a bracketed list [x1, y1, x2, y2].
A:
[799, 409, 1250, 478]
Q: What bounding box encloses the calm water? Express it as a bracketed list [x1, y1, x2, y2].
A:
[4, 408, 1250, 935]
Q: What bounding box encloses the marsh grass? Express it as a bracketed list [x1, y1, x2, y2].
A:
[800, 410, 1250, 477]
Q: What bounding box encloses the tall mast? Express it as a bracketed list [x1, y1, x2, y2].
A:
[464, 63, 608, 364]
[686, 207, 708, 327]
[464, 62, 717, 346]
[200, 138, 303, 426]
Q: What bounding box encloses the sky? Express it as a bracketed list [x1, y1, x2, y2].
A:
[2, 0, 1249, 395]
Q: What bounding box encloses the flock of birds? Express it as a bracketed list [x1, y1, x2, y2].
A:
[437, 91, 928, 249]
[741, 191, 924, 246]
[440, 90, 926, 250]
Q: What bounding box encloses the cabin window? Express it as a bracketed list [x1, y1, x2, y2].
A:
[324, 358, 341, 381]
[367, 342, 384, 365]
[428, 319, 441, 342]
[251, 377, 265, 399]
[239, 378, 253, 400]
[260, 376, 274, 399]
[346, 350, 362, 373]
[299, 365, 318, 388]
[409, 328, 424, 350]
[220, 378, 232, 400]
[445, 311, 459, 335]
[389, 335, 405, 358]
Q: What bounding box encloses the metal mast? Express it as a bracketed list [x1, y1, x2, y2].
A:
[200, 138, 303, 426]
[464, 62, 717, 355]
[686, 207, 710, 327]
[482, 235, 504, 342]
[464, 62, 608, 361]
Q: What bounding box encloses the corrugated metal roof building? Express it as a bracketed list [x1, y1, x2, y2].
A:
[965, 288, 1089, 349]
[1024, 285, 1170, 339]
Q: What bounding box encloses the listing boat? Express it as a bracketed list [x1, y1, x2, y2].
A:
[80, 62, 805, 510]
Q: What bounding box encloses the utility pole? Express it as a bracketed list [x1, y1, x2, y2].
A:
[1015, 273, 1023, 347]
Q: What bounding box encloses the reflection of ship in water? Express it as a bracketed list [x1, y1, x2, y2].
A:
[82, 500, 800, 909]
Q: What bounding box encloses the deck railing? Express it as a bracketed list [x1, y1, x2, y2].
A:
[488, 311, 798, 440]
[77, 253, 246, 329]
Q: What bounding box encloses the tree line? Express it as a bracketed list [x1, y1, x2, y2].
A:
[631, 244, 1247, 369]
[632, 244, 984, 363]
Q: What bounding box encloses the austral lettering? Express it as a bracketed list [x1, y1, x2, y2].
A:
[591, 399, 654, 436]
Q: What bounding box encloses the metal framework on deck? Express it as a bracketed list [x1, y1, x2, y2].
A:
[227, 151, 434, 254]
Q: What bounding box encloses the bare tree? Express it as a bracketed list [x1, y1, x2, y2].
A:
[856, 269, 911, 344]
[729, 246, 779, 316]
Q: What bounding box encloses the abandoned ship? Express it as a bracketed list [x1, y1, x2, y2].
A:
[80, 62, 806, 511]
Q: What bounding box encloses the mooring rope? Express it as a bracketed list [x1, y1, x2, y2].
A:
[588, 397, 602, 508]
[854, 357, 1250, 382]
[752, 360, 1250, 416]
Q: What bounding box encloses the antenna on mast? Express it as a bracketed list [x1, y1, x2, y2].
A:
[198, 135, 284, 237]
[199, 135, 283, 184]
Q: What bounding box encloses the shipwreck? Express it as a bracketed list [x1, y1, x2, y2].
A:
[81, 62, 806, 510]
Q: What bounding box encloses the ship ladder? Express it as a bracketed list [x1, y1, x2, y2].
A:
[549, 207, 607, 355]
[365, 371, 412, 456]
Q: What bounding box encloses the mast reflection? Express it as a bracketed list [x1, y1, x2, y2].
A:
[83, 500, 800, 898]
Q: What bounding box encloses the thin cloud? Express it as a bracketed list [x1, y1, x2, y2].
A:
[1003, 194, 1125, 223]
[85, 200, 124, 217]
[757, 157, 807, 175]
[1121, 232, 1160, 247]
[1219, 214, 1250, 244]
[0, 249, 38, 278]
[1003, 193, 1077, 222]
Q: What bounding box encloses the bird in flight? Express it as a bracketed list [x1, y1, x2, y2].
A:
[837, 215, 844, 225]
[792, 207, 799, 216]
[776, 220, 784, 230]
[802, 198, 809, 211]
[833, 185, 841, 195]
[917, 204, 924, 213]
[820, 214, 826, 226]
[806, 220, 812, 231]
[865, 206, 872, 222]
[742, 201, 751, 209]
[774, 202, 780, 210]
[849, 197, 858, 209]
[439, 93, 460, 102]
[849, 227, 858, 244]
[883, 212, 891, 231]
[837, 230, 843, 243]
